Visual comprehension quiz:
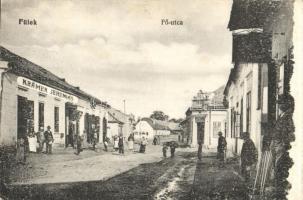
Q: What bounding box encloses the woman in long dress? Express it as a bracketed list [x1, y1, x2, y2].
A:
[113, 136, 119, 151]
[128, 134, 134, 151]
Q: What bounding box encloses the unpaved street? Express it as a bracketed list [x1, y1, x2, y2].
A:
[6, 148, 249, 200]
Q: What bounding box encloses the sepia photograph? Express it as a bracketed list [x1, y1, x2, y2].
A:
[0, 0, 302, 199]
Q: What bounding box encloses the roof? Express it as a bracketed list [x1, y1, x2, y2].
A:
[107, 112, 124, 124]
[228, 0, 282, 31]
[140, 118, 180, 131]
[107, 108, 133, 124]
[0, 46, 109, 107]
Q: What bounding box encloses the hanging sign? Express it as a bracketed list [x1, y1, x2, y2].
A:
[17, 76, 78, 104]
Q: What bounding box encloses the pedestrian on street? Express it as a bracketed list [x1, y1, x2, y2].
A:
[170, 141, 178, 158]
[198, 140, 202, 161]
[92, 130, 98, 151]
[240, 132, 257, 182]
[139, 137, 148, 153]
[162, 143, 168, 158]
[114, 135, 119, 151]
[104, 137, 109, 152]
[74, 135, 83, 155]
[27, 129, 38, 153]
[153, 137, 158, 145]
[217, 131, 227, 167]
[36, 127, 45, 153]
[16, 138, 26, 164]
[44, 126, 54, 154]
[127, 134, 134, 151]
[118, 135, 124, 154]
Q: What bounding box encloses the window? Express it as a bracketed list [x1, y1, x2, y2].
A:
[38, 102, 44, 129]
[213, 121, 221, 138]
[230, 108, 236, 138]
[246, 92, 251, 134]
[54, 106, 59, 132]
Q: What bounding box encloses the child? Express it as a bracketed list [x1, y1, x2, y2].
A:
[162, 143, 168, 158]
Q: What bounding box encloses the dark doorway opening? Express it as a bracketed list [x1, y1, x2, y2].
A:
[197, 122, 205, 144]
[17, 96, 34, 140]
[103, 117, 107, 142]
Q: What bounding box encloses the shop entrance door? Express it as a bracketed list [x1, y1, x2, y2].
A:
[65, 103, 77, 147]
[17, 96, 34, 139]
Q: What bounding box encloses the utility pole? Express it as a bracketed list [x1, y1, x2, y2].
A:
[123, 99, 126, 114]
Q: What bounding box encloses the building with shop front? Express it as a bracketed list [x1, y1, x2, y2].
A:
[224, 0, 294, 157]
[181, 87, 227, 148]
[0, 46, 110, 148]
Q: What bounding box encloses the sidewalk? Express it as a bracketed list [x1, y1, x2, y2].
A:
[8, 144, 163, 185]
[192, 155, 249, 200]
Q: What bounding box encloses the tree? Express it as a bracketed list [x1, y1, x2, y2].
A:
[150, 111, 169, 121]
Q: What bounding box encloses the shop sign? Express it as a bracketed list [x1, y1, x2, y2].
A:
[17, 76, 78, 104]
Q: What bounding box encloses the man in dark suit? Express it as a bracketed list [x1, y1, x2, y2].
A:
[44, 126, 54, 154]
[217, 131, 227, 167]
[241, 132, 257, 182]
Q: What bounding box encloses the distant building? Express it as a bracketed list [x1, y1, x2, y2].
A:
[107, 108, 135, 139]
[134, 118, 180, 140]
[181, 86, 227, 148]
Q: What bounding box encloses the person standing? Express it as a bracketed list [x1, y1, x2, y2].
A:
[240, 132, 257, 182]
[44, 126, 54, 154]
[16, 138, 26, 164]
[170, 142, 178, 158]
[127, 134, 134, 151]
[118, 135, 124, 154]
[114, 136, 119, 151]
[217, 131, 227, 167]
[197, 141, 203, 161]
[140, 137, 148, 153]
[153, 137, 158, 145]
[92, 130, 98, 151]
[162, 143, 168, 158]
[36, 127, 45, 153]
[74, 135, 83, 155]
[104, 137, 109, 152]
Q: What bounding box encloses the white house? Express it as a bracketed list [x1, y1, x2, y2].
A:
[134, 118, 172, 140]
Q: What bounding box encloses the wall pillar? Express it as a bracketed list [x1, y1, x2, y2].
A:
[191, 117, 197, 147]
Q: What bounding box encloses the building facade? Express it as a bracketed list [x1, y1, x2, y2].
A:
[134, 118, 174, 140]
[0, 46, 109, 148]
[224, 0, 294, 157]
[181, 87, 227, 148]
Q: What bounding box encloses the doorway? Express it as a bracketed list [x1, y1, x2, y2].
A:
[103, 117, 107, 141]
[17, 96, 34, 139]
[197, 122, 205, 144]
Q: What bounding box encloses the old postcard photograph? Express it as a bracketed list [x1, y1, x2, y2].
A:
[0, 0, 302, 199]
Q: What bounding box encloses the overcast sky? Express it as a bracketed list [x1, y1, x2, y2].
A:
[0, 0, 233, 119]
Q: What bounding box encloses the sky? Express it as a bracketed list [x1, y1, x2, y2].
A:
[0, 0, 233, 119]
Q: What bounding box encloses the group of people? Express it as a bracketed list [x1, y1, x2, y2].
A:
[16, 126, 54, 164]
[216, 131, 257, 182]
[162, 141, 178, 158]
[196, 131, 258, 183]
